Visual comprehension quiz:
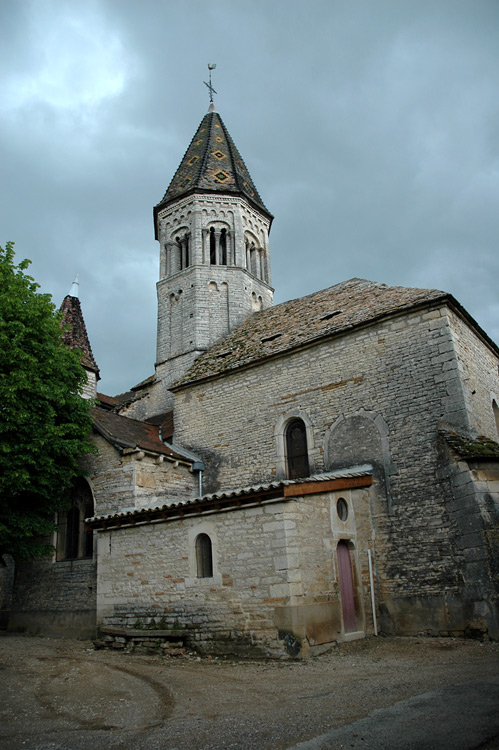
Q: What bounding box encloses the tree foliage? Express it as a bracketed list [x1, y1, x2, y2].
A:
[0, 242, 95, 560]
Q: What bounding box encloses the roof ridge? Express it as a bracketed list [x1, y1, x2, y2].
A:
[171, 279, 453, 389]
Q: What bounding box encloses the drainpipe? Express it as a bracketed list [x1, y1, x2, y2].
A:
[368, 548, 378, 636]
[192, 461, 204, 497]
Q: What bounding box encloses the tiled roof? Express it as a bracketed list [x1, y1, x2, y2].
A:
[172, 278, 449, 388]
[440, 424, 499, 461]
[97, 391, 138, 412]
[92, 407, 190, 462]
[145, 411, 174, 441]
[87, 466, 373, 527]
[60, 295, 99, 376]
[154, 108, 271, 237]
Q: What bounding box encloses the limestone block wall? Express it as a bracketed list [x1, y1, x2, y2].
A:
[82, 369, 97, 400]
[80, 437, 135, 516]
[96, 487, 377, 657]
[81, 435, 197, 517]
[448, 310, 499, 439]
[273, 487, 377, 651]
[156, 265, 273, 365]
[174, 305, 462, 492]
[9, 557, 97, 638]
[172, 304, 493, 634]
[96, 500, 295, 657]
[444, 456, 499, 639]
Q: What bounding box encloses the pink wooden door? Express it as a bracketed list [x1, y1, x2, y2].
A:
[337, 541, 357, 633]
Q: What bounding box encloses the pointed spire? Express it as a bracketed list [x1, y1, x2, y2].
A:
[60, 288, 100, 378]
[68, 273, 79, 298]
[154, 109, 272, 238]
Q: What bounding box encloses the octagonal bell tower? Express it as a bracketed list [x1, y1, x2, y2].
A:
[153, 103, 274, 402]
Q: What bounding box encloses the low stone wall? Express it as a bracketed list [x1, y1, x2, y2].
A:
[97, 626, 188, 656]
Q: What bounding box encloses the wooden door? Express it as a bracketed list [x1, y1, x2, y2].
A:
[337, 541, 357, 633]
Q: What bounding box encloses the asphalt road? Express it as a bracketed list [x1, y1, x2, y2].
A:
[290, 680, 499, 749]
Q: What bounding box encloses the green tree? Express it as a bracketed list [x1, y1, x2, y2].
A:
[0, 242, 95, 560]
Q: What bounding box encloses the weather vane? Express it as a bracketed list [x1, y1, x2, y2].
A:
[204, 63, 217, 103]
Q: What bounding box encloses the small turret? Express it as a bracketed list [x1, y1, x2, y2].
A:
[60, 275, 100, 399]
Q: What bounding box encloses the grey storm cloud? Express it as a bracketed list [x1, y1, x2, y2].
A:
[1, 0, 498, 395]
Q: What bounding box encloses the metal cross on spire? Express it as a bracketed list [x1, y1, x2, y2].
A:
[204, 63, 217, 102]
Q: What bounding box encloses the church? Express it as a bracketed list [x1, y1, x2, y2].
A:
[5, 102, 499, 657]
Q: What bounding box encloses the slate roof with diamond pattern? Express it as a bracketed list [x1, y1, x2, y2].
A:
[154, 107, 272, 237]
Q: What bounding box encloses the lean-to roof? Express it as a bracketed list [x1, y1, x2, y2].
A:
[87, 466, 373, 529]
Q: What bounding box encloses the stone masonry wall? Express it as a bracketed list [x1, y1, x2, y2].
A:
[9, 557, 97, 638]
[96, 501, 295, 657]
[448, 310, 499, 439]
[439, 451, 499, 639]
[81, 435, 197, 517]
[172, 304, 491, 633]
[96, 487, 376, 657]
[8, 435, 197, 638]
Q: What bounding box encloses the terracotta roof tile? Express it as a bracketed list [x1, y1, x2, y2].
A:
[172, 278, 449, 388]
[92, 407, 188, 461]
[87, 466, 373, 527]
[145, 411, 174, 441]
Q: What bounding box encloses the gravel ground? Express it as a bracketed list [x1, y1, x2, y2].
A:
[0, 633, 498, 749]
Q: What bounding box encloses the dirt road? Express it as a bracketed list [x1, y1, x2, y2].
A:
[1, 633, 498, 749]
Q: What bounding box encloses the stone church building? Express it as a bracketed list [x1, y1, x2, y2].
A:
[5, 104, 499, 657]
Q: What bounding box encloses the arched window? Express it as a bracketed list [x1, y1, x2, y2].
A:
[195, 533, 213, 578]
[220, 228, 227, 265]
[285, 419, 310, 479]
[177, 233, 189, 270]
[210, 227, 217, 265]
[57, 478, 94, 561]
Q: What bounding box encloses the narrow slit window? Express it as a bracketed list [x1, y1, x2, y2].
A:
[210, 228, 217, 265]
[220, 228, 227, 265]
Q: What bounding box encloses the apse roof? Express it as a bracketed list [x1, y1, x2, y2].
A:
[60, 294, 100, 376]
[171, 277, 464, 388]
[154, 106, 272, 234]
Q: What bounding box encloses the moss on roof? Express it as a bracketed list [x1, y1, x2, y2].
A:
[440, 425, 499, 461]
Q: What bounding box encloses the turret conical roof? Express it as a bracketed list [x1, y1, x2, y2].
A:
[154, 108, 272, 236]
[60, 293, 100, 377]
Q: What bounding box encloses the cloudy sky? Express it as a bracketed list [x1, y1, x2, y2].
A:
[1, 0, 498, 395]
